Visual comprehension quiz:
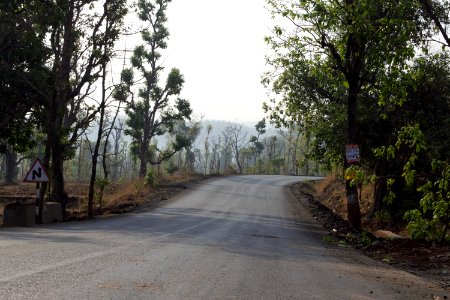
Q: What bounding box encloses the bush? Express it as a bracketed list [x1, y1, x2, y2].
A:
[94, 178, 109, 209]
[404, 160, 450, 242]
[144, 168, 159, 188]
[165, 160, 179, 175]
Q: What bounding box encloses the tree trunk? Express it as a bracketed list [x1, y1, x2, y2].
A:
[39, 134, 52, 212]
[46, 1, 75, 218]
[139, 148, 147, 177]
[372, 159, 388, 215]
[139, 125, 150, 177]
[292, 130, 301, 175]
[87, 115, 103, 217]
[50, 139, 68, 214]
[223, 152, 228, 172]
[4, 145, 18, 184]
[345, 80, 362, 229]
[77, 136, 83, 182]
[234, 143, 243, 174]
[112, 133, 120, 181]
[46, 90, 70, 215]
[89, 34, 114, 215]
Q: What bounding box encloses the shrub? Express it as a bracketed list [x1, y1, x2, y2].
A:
[404, 160, 449, 242]
[144, 168, 159, 188]
[94, 178, 109, 210]
[165, 160, 179, 175]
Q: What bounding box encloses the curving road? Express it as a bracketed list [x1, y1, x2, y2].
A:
[0, 175, 447, 299]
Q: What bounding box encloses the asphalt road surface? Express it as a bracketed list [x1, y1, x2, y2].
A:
[0, 175, 447, 299]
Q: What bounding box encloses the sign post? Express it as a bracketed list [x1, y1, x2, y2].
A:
[345, 144, 361, 229]
[23, 159, 50, 224]
[345, 144, 360, 164]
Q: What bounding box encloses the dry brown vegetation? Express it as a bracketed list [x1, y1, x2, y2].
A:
[313, 175, 373, 219]
[0, 174, 204, 224]
[312, 175, 410, 238]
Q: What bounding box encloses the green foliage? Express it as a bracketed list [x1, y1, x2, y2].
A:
[403, 55, 450, 160]
[359, 231, 373, 247]
[264, 0, 421, 171]
[372, 123, 431, 211]
[405, 161, 450, 242]
[374, 210, 392, 223]
[269, 158, 285, 174]
[164, 159, 179, 175]
[94, 178, 109, 209]
[255, 119, 266, 136]
[95, 178, 110, 189]
[395, 124, 427, 154]
[124, 0, 192, 175]
[166, 68, 184, 94]
[405, 209, 436, 240]
[376, 121, 450, 242]
[384, 179, 397, 206]
[382, 256, 394, 263]
[369, 54, 450, 217]
[249, 136, 264, 157]
[0, 1, 51, 151]
[373, 55, 450, 164]
[322, 235, 335, 243]
[262, 0, 450, 235]
[256, 159, 264, 174]
[345, 165, 375, 187]
[144, 168, 159, 188]
[121, 68, 134, 85]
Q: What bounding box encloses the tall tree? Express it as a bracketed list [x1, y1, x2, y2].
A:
[0, 1, 49, 152]
[4, 145, 18, 184]
[172, 119, 201, 174]
[110, 118, 125, 181]
[203, 124, 213, 175]
[87, 9, 129, 216]
[125, 0, 192, 177]
[221, 127, 233, 172]
[418, 0, 450, 46]
[265, 0, 422, 228]
[227, 123, 248, 174]
[249, 119, 266, 169]
[209, 136, 222, 174]
[30, 0, 127, 215]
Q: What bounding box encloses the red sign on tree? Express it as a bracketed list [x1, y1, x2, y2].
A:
[346, 144, 360, 164]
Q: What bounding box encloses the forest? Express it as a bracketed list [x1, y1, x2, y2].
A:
[263, 0, 450, 241]
[0, 0, 321, 219]
[0, 0, 449, 242]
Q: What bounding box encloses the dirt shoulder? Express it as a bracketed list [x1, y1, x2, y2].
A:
[66, 175, 216, 221]
[0, 175, 213, 224]
[290, 180, 450, 291]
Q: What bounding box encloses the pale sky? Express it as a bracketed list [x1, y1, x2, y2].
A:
[162, 0, 273, 122]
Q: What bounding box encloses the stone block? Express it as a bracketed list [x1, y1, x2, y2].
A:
[42, 202, 62, 224]
[3, 202, 35, 227]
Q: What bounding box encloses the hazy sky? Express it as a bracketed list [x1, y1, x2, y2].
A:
[161, 1, 273, 122]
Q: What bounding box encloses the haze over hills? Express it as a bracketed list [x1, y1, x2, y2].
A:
[85, 119, 279, 149]
[192, 120, 277, 146]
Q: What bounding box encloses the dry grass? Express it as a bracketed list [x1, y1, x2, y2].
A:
[312, 175, 412, 236]
[313, 175, 375, 221]
[103, 178, 152, 207]
[1, 173, 202, 223]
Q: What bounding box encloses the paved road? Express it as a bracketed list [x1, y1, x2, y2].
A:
[0, 175, 447, 299]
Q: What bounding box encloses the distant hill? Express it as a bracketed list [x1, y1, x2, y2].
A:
[192, 119, 278, 147]
[83, 118, 279, 150]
